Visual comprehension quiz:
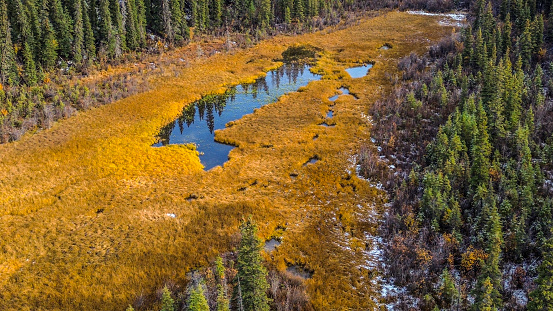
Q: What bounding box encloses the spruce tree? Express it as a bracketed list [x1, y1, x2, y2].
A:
[528, 236, 553, 310]
[136, 0, 147, 46]
[161, 286, 175, 311]
[236, 218, 270, 311]
[187, 283, 209, 311]
[22, 41, 38, 85]
[0, 0, 18, 85]
[161, 0, 174, 42]
[82, 0, 96, 61]
[519, 20, 533, 68]
[215, 257, 230, 311]
[73, 0, 85, 64]
[49, 0, 72, 59]
[110, 0, 126, 56]
[98, 0, 115, 57]
[40, 15, 58, 70]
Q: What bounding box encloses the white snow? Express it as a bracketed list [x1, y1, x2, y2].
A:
[407, 11, 466, 21]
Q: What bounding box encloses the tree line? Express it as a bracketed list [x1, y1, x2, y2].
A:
[0, 0, 360, 87]
[363, 0, 553, 309]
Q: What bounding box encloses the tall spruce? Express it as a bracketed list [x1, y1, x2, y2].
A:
[187, 283, 209, 311]
[528, 235, 553, 310]
[236, 218, 270, 311]
[0, 0, 18, 85]
[73, 0, 85, 64]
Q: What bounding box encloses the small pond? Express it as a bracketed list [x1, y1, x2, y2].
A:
[329, 87, 351, 101]
[346, 64, 373, 78]
[154, 63, 321, 170]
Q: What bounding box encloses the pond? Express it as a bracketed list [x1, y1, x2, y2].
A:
[345, 64, 373, 78]
[329, 87, 351, 101]
[153, 63, 321, 170]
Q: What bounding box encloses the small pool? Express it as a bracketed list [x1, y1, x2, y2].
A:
[345, 64, 373, 78]
[329, 87, 351, 101]
[153, 63, 321, 170]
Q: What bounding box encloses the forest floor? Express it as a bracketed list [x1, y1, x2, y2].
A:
[0, 11, 457, 310]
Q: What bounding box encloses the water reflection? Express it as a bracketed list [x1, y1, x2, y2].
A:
[154, 63, 321, 170]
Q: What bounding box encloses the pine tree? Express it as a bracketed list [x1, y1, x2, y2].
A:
[82, 0, 96, 61]
[110, 0, 126, 56]
[502, 14, 511, 56]
[125, 0, 139, 50]
[0, 0, 18, 85]
[40, 15, 58, 70]
[236, 217, 270, 311]
[99, 0, 115, 57]
[210, 0, 222, 28]
[473, 277, 499, 311]
[161, 0, 174, 41]
[187, 283, 209, 311]
[161, 286, 175, 311]
[49, 0, 72, 59]
[215, 257, 230, 311]
[470, 100, 491, 191]
[438, 268, 459, 308]
[136, 0, 147, 46]
[531, 14, 544, 56]
[22, 41, 38, 85]
[519, 20, 533, 68]
[528, 236, 553, 310]
[73, 0, 85, 64]
[474, 28, 487, 70]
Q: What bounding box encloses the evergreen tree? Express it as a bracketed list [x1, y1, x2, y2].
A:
[161, 286, 175, 311]
[210, 0, 222, 28]
[473, 277, 499, 311]
[136, 0, 147, 46]
[73, 0, 85, 64]
[502, 14, 511, 55]
[49, 0, 72, 58]
[0, 0, 18, 85]
[125, 0, 139, 50]
[161, 0, 173, 41]
[187, 283, 209, 311]
[470, 101, 491, 191]
[528, 236, 553, 310]
[98, 0, 115, 57]
[110, 0, 126, 56]
[82, 0, 96, 60]
[215, 256, 230, 311]
[519, 20, 533, 68]
[40, 15, 58, 70]
[22, 41, 38, 85]
[236, 218, 270, 311]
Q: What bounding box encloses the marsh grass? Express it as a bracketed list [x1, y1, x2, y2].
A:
[0, 12, 456, 310]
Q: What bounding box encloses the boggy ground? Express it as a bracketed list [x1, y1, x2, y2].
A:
[0, 11, 456, 310]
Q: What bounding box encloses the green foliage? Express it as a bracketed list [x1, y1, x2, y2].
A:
[236, 217, 270, 311]
[161, 286, 175, 311]
[187, 283, 209, 311]
[528, 236, 553, 310]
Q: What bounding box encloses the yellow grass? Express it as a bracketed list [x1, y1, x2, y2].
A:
[0, 11, 456, 310]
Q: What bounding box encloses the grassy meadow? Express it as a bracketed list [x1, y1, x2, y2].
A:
[0, 11, 456, 310]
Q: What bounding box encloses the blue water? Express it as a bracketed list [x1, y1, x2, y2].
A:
[328, 87, 351, 101]
[345, 64, 373, 78]
[153, 63, 321, 170]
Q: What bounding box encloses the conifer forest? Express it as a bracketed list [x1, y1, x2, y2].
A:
[0, 0, 553, 309]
